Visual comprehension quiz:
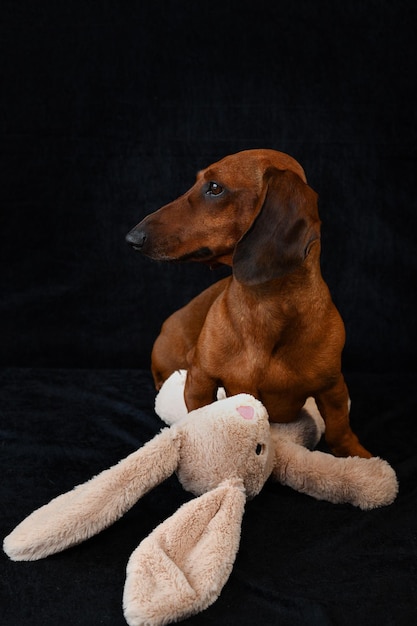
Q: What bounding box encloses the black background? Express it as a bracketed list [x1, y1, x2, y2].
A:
[1, 2, 417, 625]
[2, 0, 416, 372]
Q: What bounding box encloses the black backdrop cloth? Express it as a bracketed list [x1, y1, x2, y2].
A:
[1, 2, 417, 625]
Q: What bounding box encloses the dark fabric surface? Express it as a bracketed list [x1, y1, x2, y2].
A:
[1, 1, 417, 624]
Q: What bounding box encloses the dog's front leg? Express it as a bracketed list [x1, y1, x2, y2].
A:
[315, 375, 372, 458]
[184, 363, 219, 412]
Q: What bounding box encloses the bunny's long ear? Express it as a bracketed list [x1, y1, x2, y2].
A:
[123, 478, 246, 626]
[4, 427, 180, 561]
[271, 433, 398, 510]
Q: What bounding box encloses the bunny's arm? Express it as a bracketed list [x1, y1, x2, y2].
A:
[270, 428, 398, 510]
[4, 427, 180, 561]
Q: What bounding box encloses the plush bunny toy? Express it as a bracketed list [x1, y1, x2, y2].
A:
[4, 371, 398, 626]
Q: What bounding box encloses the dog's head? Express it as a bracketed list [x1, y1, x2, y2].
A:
[126, 149, 321, 283]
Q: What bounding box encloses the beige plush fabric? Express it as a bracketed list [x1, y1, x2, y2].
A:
[124, 479, 246, 626]
[271, 432, 399, 509]
[3, 427, 180, 562]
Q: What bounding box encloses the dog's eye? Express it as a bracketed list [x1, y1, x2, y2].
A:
[206, 181, 224, 196]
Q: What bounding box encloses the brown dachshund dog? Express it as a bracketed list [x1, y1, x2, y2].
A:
[126, 149, 371, 458]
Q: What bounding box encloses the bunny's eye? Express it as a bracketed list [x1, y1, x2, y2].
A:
[255, 443, 264, 456]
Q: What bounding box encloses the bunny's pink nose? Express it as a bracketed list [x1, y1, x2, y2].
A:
[237, 405, 255, 420]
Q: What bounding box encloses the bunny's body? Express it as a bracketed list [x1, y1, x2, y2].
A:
[4, 372, 398, 626]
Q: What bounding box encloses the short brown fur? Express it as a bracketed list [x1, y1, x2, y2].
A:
[126, 149, 371, 458]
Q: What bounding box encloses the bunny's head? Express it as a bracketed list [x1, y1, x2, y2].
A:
[174, 393, 274, 497]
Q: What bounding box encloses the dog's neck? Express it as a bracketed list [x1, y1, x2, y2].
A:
[227, 245, 329, 328]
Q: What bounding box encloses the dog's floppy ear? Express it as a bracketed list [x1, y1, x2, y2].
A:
[233, 168, 321, 285]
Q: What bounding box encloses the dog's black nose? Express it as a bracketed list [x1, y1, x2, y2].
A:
[126, 229, 147, 251]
